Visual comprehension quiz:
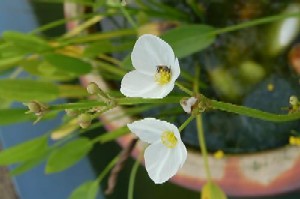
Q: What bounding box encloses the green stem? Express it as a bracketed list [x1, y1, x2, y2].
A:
[178, 115, 195, 132]
[212, 12, 300, 36]
[97, 154, 120, 183]
[128, 153, 142, 199]
[120, 5, 138, 30]
[175, 82, 193, 96]
[210, 99, 300, 122]
[196, 114, 211, 181]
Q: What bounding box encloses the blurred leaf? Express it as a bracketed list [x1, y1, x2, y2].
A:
[0, 109, 34, 125]
[0, 56, 23, 71]
[51, 118, 79, 140]
[83, 40, 133, 58]
[0, 79, 59, 101]
[69, 180, 99, 199]
[162, 25, 215, 58]
[44, 53, 92, 76]
[2, 31, 52, 53]
[201, 182, 227, 199]
[46, 137, 93, 173]
[10, 150, 48, 176]
[0, 135, 48, 165]
[58, 85, 88, 98]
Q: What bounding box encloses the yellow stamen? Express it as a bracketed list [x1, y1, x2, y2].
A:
[289, 136, 300, 146]
[213, 150, 224, 159]
[161, 131, 177, 148]
[155, 65, 171, 85]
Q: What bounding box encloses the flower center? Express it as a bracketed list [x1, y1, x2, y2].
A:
[155, 65, 171, 85]
[161, 131, 177, 148]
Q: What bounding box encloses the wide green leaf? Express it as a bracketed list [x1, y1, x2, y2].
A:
[162, 25, 216, 58]
[0, 56, 23, 71]
[10, 150, 48, 176]
[0, 135, 48, 165]
[201, 182, 227, 199]
[69, 180, 99, 199]
[0, 109, 34, 125]
[46, 137, 93, 173]
[44, 53, 92, 76]
[2, 31, 52, 53]
[0, 79, 59, 101]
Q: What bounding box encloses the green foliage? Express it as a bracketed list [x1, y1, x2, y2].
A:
[2, 31, 52, 53]
[0, 79, 59, 101]
[45, 137, 93, 173]
[44, 53, 92, 76]
[69, 180, 99, 199]
[201, 182, 227, 199]
[0, 109, 34, 125]
[0, 135, 48, 165]
[162, 25, 216, 58]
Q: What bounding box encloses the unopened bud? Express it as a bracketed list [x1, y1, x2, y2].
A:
[24, 101, 48, 116]
[77, 113, 92, 129]
[65, 109, 79, 117]
[289, 95, 299, 106]
[23, 101, 48, 124]
[87, 82, 101, 95]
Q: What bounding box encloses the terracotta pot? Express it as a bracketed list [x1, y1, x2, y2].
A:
[64, 3, 300, 197]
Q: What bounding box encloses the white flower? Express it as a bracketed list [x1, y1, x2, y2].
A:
[180, 97, 198, 113]
[120, 34, 180, 98]
[127, 118, 187, 184]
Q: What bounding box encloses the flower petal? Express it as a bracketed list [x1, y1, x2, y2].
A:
[120, 70, 175, 98]
[170, 58, 180, 82]
[131, 34, 176, 75]
[144, 141, 185, 184]
[127, 118, 169, 143]
[120, 70, 157, 97]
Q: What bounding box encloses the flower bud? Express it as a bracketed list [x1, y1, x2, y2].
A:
[65, 109, 79, 117]
[24, 101, 48, 116]
[180, 97, 198, 114]
[289, 95, 299, 106]
[87, 82, 101, 95]
[77, 113, 92, 129]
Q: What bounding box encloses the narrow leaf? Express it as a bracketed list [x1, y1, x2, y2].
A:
[2, 31, 52, 53]
[201, 182, 227, 199]
[0, 109, 34, 125]
[0, 135, 48, 165]
[46, 137, 93, 173]
[0, 79, 59, 101]
[44, 53, 92, 76]
[50, 118, 79, 140]
[69, 180, 99, 199]
[162, 25, 216, 58]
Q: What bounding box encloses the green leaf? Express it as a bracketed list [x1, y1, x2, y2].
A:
[58, 85, 88, 98]
[0, 135, 48, 165]
[83, 40, 133, 58]
[0, 79, 59, 101]
[46, 137, 93, 173]
[0, 56, 23, 71]
[69, 180, 99, 199]
[201, 182, 227, 199]
[69, 181, 99, 199]
[162, 25, 216, 58]
[0, 109, 34, 125]
[2, 31, 52, 53]
[44, 53, 92, 76]
[10, 150, 48, 176]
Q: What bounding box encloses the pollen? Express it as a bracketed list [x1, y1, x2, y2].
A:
[155, 65, 171, 85]
[161, 131, 177, 148]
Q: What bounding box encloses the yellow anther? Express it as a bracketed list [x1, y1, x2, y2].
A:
[155, 65, 171, 85]
[214, 150, 224, 159]
[289, 136, 300, 146]
[161, 131, 177, 148]
[267, 83, 274, 92]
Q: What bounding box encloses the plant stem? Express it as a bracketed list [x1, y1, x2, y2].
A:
[97, 154, 120, 183]
[120, 5, 138, 30]
[210, 99, 300, 122]
[175, 82, 193, 96]
[196, 114, 211, 181]
[212, 12, 300, 35]
[178, 115, 195, 132]
[128, 152, 142, 199]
